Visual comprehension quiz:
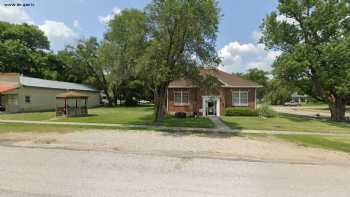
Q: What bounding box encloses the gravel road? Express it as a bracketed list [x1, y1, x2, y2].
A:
[1, 130, 350, 197]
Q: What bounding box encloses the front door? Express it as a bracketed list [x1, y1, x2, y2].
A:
[207, 100, 217, 116]
[202, 96, 220, 117]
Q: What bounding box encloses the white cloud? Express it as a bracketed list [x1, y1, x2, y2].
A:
[219, 41, 281, 73]
[276, 15, 299, 25]
[0, 5, 33, 24]
[98, 7, 122, 24]
[0, 5, 78, 50]
[251, 31, 263, 42]
[73, 20, 80, 28]
[39, 20, 78, 49]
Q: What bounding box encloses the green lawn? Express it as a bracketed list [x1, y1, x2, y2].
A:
[276, 135, 350, 153]
[221, 114, 350, 133]
[59, 107, 215, 128]
[0, 123, 99, 133]
[59, 107, 154, 124]
[0, 111, 55, 121]
[0, 106, 215, 128]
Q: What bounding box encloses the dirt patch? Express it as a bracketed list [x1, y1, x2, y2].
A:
[33, 138, 57, 144]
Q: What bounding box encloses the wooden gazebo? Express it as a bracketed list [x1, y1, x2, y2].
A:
[56, 91, 88, 117]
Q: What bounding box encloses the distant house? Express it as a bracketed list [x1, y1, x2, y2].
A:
[291, 92, 309, 104]
[0, 73, 100, 113]
[167, 69, 261, 117]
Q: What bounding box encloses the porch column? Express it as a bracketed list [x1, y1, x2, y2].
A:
[216, 97, 220, 117]
[202, 96, 206, 117]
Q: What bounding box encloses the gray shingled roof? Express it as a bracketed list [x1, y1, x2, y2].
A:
[20, 76, 98, 92]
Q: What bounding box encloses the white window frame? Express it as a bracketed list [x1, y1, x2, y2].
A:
[174, 90, 189, 105]
[8, 95, 18, 105]
[25, 96, 31, 104]
[232, 90, 249, 106]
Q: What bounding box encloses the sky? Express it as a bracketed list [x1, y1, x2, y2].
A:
[0, 0, 281, 73]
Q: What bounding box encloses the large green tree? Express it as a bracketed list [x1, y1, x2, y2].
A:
[104, 9, 149, 105]
[261, 0, 350, 121]
[141, 0, 221, 121]
[56, 38, 112, 104]
[0, 22, 53, 78]
[265, 79, 297, 105]
[240, 68, 269, 100]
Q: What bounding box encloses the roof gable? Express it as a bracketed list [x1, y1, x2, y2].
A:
[169, 69, 261, 88]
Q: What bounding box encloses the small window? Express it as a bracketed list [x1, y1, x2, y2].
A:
[182, 92, 189, 104]
[232, 90, 249, 106]
[25, 96, 31, 104]
[8, 95, 18, 105]
[174, 92, 182, 104]
[174, 91, 189, 105]
[233, 91, 240, 105]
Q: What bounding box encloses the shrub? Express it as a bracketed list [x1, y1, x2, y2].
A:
[175, 112, 187, 118]
[256, 104, 277, 118]
[224, 107, 258, 116]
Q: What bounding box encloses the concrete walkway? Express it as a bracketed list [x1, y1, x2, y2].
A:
[208, 116, 231, 131]
[1, 119, 350, 137]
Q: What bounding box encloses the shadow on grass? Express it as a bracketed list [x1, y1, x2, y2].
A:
[220, 119, 243, 130]
[81, 114, 98, 117]
[278, 113, 316, 123]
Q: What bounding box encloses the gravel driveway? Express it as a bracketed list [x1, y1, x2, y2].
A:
[1, 130, 350, 196]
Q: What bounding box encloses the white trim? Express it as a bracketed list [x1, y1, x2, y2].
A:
[254, 88, 257, 109]
[232, 90, 249, 107]
[223, 86, 262, 88]
[216, 97, 220, 116]
[166, 88, 169, 112]
[202, 96, 220, 117]
[169, 85, 262, 88]
[174, 90, 189, 105]
[168, 86, 197, 88]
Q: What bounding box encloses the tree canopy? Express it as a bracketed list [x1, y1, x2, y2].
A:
[261, 0, 350, 121]
[141, 0, 221, 121]
[0, 22, 54, 78]
[105, 9, 149, 105]
[240, 68, 269, 100]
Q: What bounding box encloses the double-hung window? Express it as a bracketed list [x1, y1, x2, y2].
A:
[25, 96, 31, 104]
[232, 90, 248, 106]
[174, 90, 189, 105]
[8, 95, 18, 105]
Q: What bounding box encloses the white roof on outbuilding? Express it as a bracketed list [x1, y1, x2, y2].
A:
[20, 76, 98, 92]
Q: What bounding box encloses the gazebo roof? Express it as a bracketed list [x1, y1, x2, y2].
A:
[56, 91, 89, 99]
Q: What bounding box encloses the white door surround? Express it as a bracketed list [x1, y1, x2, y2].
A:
[202, 96, 220, 117]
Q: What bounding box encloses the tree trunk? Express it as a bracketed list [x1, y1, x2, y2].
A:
[154, 83, 168, 122]
[104, 88, 113, 107]
[111, 86, 117, 106]
[329, 97, 346, 121]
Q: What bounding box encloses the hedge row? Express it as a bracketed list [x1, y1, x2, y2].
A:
[224, 107, 258, 116]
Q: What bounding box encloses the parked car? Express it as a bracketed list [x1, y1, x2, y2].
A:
[284, 101, 301, 106]
[0, 105, 5, 111]
[138, 100, 150, 105]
